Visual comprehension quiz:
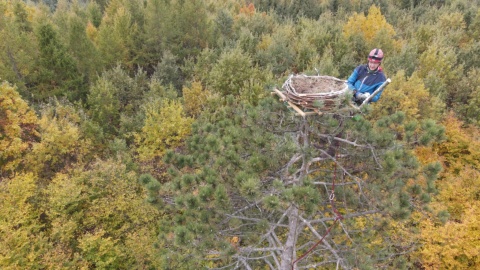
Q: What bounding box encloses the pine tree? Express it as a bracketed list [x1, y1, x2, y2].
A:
[96, 0, 139, 70]
[159, 0, 212, 63]
[151, 50, 183, 91]
[256, 23, 296, 75]
[208, 48, 270, 105]
[34, 23, 85, 102]
[152, 94, 444, 269]
[87, 77, 121, 137]
[87, 65, 148, 141]
[61, 9, 102, 90]
[0, 1, 38, 96]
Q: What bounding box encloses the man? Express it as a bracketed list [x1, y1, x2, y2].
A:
[347, 48, 387, 105]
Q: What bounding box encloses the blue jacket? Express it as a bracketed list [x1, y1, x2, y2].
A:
[347, 64, 386, 102]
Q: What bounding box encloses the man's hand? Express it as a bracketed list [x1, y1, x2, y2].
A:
[355, 92, 370, 101]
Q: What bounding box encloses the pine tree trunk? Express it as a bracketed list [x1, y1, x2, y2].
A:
[280, 205, 299, 270]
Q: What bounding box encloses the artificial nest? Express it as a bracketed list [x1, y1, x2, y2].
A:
[281, 74, 348, 112]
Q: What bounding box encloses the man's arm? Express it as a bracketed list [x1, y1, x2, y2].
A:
[346, 67, 359, 91]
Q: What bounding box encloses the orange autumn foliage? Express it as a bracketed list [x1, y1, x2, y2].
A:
[239, 3, 255, 16]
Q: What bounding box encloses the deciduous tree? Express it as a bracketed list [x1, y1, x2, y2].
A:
[45, 159, 162, 268]
[209, 48, 270, 104]
[0, 173, 48, 269]
[415, 115, 480, 269]
[371, 70, 444, 122]
[343, 5, 396, 50]
[417, 45, 463, 107]
[135, 98, 193, 162]
[0, 82, 39, 177]
[182, 81, 212, 118]
[25, 99, 92, 179]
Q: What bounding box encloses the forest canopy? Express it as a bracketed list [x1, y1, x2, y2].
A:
[1, 0, 480, 269]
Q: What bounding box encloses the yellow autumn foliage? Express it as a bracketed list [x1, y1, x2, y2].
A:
[370, 70, 444, 122]
[26, 101, 92, 177]
[45, 160, 161, 268]
[0, 173, 47, 269]
[135, 99, 194, 161]
[0, 82, 39, 176]
[436, 114, 480, 172]
[2, 0, 35, 20]
[77, 229, 123, 269]
[182, 81, 212, 117]
[86, 21, 98, 43]
[415, 115, 480, 269]
[343, 5, 396, 44]
[418, 177, 480, 269]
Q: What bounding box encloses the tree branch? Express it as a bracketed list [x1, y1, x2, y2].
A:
[298, 260, 339, 269]
[313, 181, 356, 186]
[297, 215, 347, 269]
[280, 205, 300, 270]
[224, 214, 289, 227]
[238, 247, 283, 253]
[7, 48, 23, 80]
[239, 258, 253, 270]
[309, 210, 379, 224]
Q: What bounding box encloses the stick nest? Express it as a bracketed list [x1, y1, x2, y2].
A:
[282, 75, 348, 111]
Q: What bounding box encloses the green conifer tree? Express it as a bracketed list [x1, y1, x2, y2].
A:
[62, 11, 102, 89]
[0, 1, 38, 97]
[151, 95, 444, 269]
[34, 23, 85, 102]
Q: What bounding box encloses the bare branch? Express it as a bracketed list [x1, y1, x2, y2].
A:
[369, 143, 384, 168]
[314, 133, 368, 148]
[297, 215, 347, 269]
[220, 198, 266, 227]
[298, 260, 339, 269]
[264, 258, 276, 270]
[286, 153, 303, 171]
[239, 258, 253, 270]
[224, 214, 289, 227]
[267, 236, 281, 268]
[209, 261, 238, 270]
[309, 210, 379, 224]
[316, 148, 370, 204]
[280, 206, 300, 270]
[338, 220, 354, 244]
[259, 209, 289, 246]
[238, 247, 283, 253]
[313, 181, 356, 186]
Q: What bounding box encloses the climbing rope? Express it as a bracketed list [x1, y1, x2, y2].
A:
[292, 150, 344, 269]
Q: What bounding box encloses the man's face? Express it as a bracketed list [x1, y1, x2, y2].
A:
[368, 60, 381, 70]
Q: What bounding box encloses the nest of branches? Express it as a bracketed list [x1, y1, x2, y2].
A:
[282, 74, 348, 111]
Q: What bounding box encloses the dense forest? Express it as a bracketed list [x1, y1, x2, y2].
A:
[1, 0, 480, 269]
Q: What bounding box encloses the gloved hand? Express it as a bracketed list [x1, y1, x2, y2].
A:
[355, 92, 370, 101]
